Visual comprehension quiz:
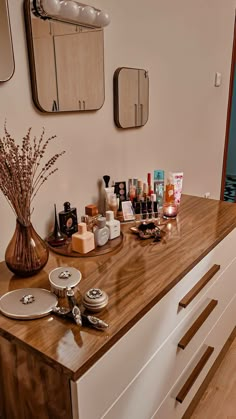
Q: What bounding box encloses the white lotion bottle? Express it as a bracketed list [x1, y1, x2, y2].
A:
[106, 210, 120, 240]
[72, 222, 95, 254]
[94, 217, 109, 246]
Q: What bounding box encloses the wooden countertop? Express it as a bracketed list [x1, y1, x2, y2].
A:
[0, 195, 236, 381]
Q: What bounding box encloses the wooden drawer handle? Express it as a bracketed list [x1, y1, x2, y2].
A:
[176, 346, 214, 403]
[179, 264, 220, 308]
[178, 299, 218, 349]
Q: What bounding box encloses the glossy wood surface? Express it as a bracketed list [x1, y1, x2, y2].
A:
[189, 328, 236, 418]
[0, 334, 72, 419]
[184, 327, 236, 418]
[0, 195, 236, 381]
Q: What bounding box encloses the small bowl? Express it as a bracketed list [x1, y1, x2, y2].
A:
[49, 266, 82, 297]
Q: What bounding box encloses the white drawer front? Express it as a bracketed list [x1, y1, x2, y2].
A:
[153, 293, 236, 419]
[102, 259, 236, 419]
[71, 229, 236, 419]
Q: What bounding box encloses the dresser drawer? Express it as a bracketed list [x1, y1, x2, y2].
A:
[101, 258, 236, 419]
[153, 293, 236, 419]
[71, 229, 236, 419]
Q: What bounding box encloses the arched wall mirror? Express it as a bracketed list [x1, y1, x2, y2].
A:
[24, 0, 105, 113]
[114, 67, 149, 129]
[0, 0, 15, 82]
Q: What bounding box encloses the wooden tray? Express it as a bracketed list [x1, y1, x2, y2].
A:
[47, 233, 123, 258]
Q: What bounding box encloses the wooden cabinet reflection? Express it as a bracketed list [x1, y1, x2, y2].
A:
[27, 16, 105, 112]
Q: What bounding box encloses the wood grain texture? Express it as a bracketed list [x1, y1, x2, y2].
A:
[0, 195, 235, 382]
[184, 328, 236, 418]
[178, 299, 218, 349]
[0, 335, 72, 419]
[176, 346, 214, 403]
[179, 264, 220, 308]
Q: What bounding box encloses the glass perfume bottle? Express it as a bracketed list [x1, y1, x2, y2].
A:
[94, 217, 109, 246]
[71, 222, 95, 254]
[59, 201, 78, 237]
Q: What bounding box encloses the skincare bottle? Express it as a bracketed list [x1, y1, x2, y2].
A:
[72, 222, 95, 254]
[106, 210, 120, 240]
[108, 193, 118, 218]
[94, 217, 109, 247]
[154, 170, 165, 207]
[59, 201, 78, 237]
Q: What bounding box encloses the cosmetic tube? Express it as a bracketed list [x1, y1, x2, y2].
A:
[169, 172, 184, 205]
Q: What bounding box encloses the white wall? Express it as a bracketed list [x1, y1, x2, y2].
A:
[0, 0, 235, 262]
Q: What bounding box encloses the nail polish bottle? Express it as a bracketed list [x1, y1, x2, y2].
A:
[94, 217, 109, 247]
[106, 210, 120, 240]
[71, 222, 95, 254]
[59, 201, 78, 237]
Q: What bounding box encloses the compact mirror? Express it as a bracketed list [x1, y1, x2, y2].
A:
[0, 0, 15, 82]
[24, 0, 105, 113]
[114, 67, 149, 129]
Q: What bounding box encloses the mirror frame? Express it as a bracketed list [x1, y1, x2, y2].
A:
[0, 0, 15, 82]
[24, 0, 105, 113]
[114, 67, 149, 129]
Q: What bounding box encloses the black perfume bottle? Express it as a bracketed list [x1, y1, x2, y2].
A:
[59, 202, 78, 237]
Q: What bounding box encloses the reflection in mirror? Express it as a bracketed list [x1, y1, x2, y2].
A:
[0, 0, 15, 82]
[114, 67, 149, 129]
[24, 0, 105, 113]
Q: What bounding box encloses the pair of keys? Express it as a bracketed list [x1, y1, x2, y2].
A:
[52, 288, 108, 331]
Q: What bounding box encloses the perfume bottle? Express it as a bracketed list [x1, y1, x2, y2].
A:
[94, 217, 109, 247]
[72, 222, 95, 254]
[59, 201, 78, 237]
[154, 170, 165, 207]
[106, 210, 120, 240]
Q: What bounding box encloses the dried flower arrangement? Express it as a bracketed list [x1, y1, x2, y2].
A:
[0, 123, 65, 276]
[0, 123, 65, 225]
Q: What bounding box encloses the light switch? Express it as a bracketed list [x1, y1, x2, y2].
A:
[215, 72, 222, 87]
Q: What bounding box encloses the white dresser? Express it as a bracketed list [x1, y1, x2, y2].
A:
[72, 228, 236, 419]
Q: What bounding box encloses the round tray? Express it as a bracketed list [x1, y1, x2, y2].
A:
[47, 232, 123, 258]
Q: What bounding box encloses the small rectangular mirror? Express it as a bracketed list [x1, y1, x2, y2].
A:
[0, 0, 15, 82]
[24, 0, 105, 113]
[114, 67, 149, 129]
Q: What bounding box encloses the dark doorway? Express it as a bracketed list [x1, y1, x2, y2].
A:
[221, 14, 236, 202]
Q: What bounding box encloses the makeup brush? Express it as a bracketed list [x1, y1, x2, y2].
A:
[103, 175, 110, 188]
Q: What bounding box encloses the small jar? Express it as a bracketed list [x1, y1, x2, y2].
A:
[163, 202, 178, 219]
[94, 217, 109, 246]
[82, 288, 108, 312]
[49, 266, 82, 297]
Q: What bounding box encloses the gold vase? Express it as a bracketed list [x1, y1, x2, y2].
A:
[5, 219, 49, 277]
